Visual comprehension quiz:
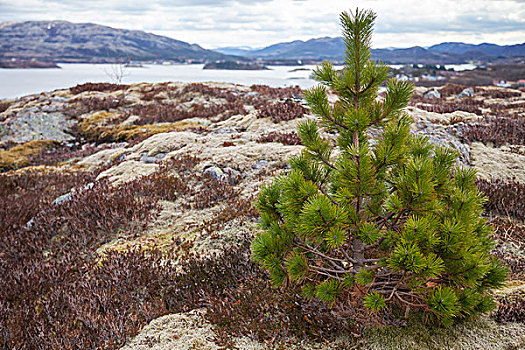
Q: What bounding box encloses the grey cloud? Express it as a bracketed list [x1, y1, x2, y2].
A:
[0, 0, 524, 48]
[374, 16, 524, 34]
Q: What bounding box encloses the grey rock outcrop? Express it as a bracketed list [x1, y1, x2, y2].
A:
[457, 87, 475, 98]
[423, 89, 441, 99]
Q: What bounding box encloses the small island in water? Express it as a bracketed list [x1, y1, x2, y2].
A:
[0, 59, 59, 69]
[203, 61, 268, 70]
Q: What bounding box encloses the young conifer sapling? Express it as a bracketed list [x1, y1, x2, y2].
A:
[251, 8, 508, 325]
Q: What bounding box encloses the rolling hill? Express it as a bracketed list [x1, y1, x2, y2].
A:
[215, 38, 525, 64]
[0, 20, 232, 63]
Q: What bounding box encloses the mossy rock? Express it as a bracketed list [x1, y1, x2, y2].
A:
[360, 317, 525, 350]
[0, 140, 57, 171]
[79, 113, 203, 142]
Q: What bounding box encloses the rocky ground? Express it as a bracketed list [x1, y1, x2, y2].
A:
[0, 81, 524, 349]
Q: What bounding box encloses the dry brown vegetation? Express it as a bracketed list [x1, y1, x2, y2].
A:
[70, 82, 130, 95]
[258, 131, 303, 145]
[257, 100, 308, 122]
[62, 83, 306, 144]
[478, 178, 525, 220]
[0, 153, 355, 349]
[462, 115, 525, 146]
[250, 84, 303, 99]
[490, 217, 524, 280]
[67, 96, 125, 117]
[410, 96, 484, 115]
[0, 101, 11, 114]
[127, 101, 247, 125]
[494, 293, 525, 323]
[438, 83, 472, 97]
[480, 89, 522, 99]
[0, 140, 58, 171]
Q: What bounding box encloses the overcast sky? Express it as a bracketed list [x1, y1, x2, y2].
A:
[0, 0, 524, 49]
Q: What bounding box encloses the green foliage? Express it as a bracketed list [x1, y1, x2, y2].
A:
[251, 8, 507, 326]
[364, 292, 387, 312]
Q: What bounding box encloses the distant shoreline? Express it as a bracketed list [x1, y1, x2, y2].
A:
[0, 59, 59, 69]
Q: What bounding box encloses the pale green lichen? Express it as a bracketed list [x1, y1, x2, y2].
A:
[359, 317, 525, 350]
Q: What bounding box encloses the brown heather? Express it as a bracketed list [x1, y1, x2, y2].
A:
[67, 96, 125, 117]
[490, 217, 525, 279]
[201, 196, 259, 235]
[258, 131, 302, 145]
[480, 89, 522, 99]
[191, 173, 239, 210]
[462, 115, 525, 146]
[27, 142, 122, 166]
[0, 170, 99, 234]
[257, 100, 308, 123]
[477, 178, 525, 219]
[438, 83, 472, 97]
[250, 84, 302, 99]
[207, 250, 351, 346]
[410, 96, 484, 115]
[127, 101, 247, 125]
[0, 101, 11, 114]
[70, 82, 130, 95]
[0, 152, 353, 348]
[0, 156, 190, 349]
[493, 295, 525, 323]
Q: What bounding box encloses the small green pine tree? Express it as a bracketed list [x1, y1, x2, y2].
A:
[251, 8, 508, 325]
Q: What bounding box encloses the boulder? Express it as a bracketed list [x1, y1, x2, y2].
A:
[423, 89, 441, 99]
[203, 166, 224, 180]
[457, 87, 475, 98]
[120, 309, 264, 350]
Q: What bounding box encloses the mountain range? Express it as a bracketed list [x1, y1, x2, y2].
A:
[216, 37, 525, 64]
[0, 20, 524, 65]
[0, 20, 231, 63]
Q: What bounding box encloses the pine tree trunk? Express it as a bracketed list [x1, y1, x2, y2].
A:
[352, 237, 365, 272]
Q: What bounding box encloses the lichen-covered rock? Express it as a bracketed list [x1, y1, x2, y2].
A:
[76, 147, 127, 171]
[360, 317, 525, 350]
[423, 88, 441, 99]
[96, 160, 158, 185]
[470, 142, 525, 183]
[1, 110, 75, 143]
[120, 309, 264, 350]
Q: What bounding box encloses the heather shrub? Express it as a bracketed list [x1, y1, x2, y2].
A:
[67, 96, 125, 117]
[259, 131, 303, 145]
[27, 142, 121, 166]
[0, 101, 11, 114]
[490, 217, 524, 279]
[493, 295, 525, 323]
[439, 83, 471, 97]
[0, 170, 98, 233]
[252, 9, 507, 326]
[70, 82, 129, 95]
[250, 84, 302, 99]
[0, 158, 205, 349]
[462, 115, 525, 146]
[477, 178, 525, 218]
[479, 89, 521, 99]
[411, 98, 484, 115]
[257, 100, 308, 122]
[128, 101, 247, 125]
